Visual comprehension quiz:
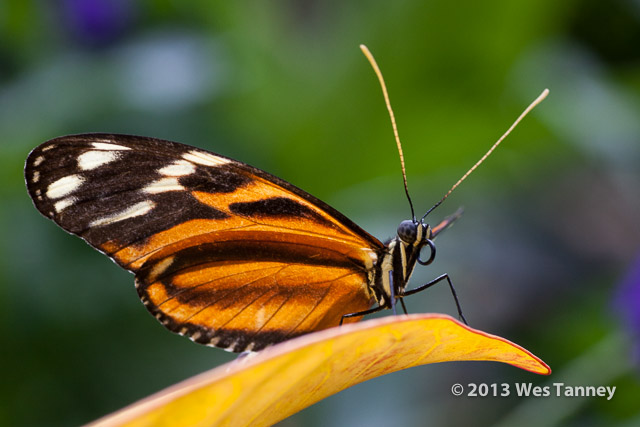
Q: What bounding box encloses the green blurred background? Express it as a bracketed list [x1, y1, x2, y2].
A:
[2, 1, 639, 426]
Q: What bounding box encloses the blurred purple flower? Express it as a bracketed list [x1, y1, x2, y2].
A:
[61, 0, 135, 47]
[614, 253, 640, 366]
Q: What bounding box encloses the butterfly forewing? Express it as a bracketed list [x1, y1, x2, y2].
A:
[25, 134, 383, 351]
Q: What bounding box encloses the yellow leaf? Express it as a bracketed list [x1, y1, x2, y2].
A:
[89, 314, 550, 427]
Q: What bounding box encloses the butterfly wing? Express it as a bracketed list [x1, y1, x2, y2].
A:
[25, 134, 384, 351]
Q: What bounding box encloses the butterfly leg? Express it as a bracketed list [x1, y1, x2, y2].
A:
[399, 298, 409, 315]
[388, 271, 411, 315]
[388, 271, 397, 316]
[340, 304, 386, 326]
[402, 273, 468, 324]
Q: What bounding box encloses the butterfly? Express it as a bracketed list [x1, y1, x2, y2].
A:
[24, 132, 466, 352]
[24, 46, 547, 353]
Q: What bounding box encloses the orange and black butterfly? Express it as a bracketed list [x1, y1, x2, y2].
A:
[24, 132, 464, 352]
[24, 47, 547, 353]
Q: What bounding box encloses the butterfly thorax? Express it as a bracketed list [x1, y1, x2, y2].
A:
[371, 220, 433, 308]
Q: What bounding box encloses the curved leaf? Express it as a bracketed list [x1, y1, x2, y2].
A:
[90, 314, 550, 427]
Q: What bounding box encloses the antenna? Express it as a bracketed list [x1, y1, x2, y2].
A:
[360, 44, 416, 220]
[422, 88, 549, 220]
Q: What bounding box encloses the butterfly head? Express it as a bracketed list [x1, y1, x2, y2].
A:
[396, 219, 431, 245]
[395, 207, 464, 271]
[396, 219, 436, 266]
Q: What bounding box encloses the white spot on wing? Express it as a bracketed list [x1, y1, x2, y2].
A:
[182, 150, 229, 167]
[92, 142, 131, 151]
[255, 306, 267, 329]
[46, 175, 84, 199]
[158, 160, 196, 176]
[32, 171, 40, 183]
[89, 200, 155, 227]
[148, 256, 175, 282]
[54, 197, 75, 213]
[78, 150, 119, 170]
[226, 339, 239, 352]
[42, 145, 55, 152]
[33, 156, 45, 167]
[143, 177, 184, 194]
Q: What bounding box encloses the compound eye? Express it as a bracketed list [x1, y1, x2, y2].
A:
[397, 220, 418, 243]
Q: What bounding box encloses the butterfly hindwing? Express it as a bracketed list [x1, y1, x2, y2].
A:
[139, 251, 373, 351]
[25, 133, 383, 351]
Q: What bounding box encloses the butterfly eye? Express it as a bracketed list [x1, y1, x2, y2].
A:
[397, 220, 418, 243]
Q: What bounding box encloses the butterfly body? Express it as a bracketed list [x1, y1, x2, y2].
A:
[26, 134, 447, 352]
